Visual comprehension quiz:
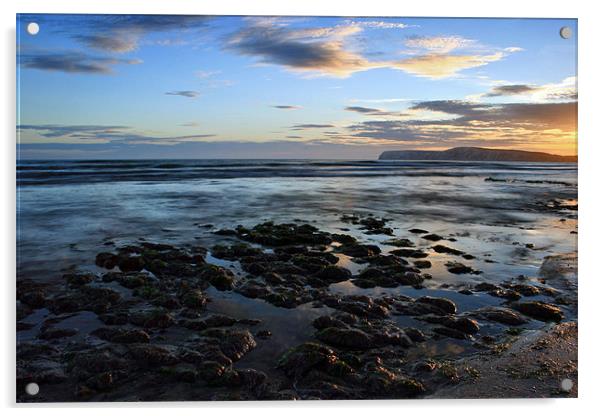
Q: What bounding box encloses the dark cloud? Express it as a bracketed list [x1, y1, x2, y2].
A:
[74, 35, 139, 54]
[345, 106, 406, 117]
[165, 90, 200, 98]
[271, 105, 301, 110]
[18, 124, 128, 138]
[345, 100, 577, 145]
[19, 52, 141, 74]
[485, 84, 540, 97]
[412, 100, 577, 131]
[32, 14, 212, 53]
[225, 22, 508, 78]
[291, 124, 335, 130]
[18, 124, 214, 144]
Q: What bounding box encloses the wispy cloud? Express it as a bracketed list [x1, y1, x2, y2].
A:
[18, 124, 215, 145]
[405, 35, 475, 54]
[291, 124, 335, 130]
[271, 105, 302, 110]
[226, 20, 515, 79]
[345, 106, 406, 117]
[485, 84, 541, 97]
[474, 77, 577, 102]
[19, 52, 142, 74]
[165, 90, 200, 98]
[72, 15, 211, 53]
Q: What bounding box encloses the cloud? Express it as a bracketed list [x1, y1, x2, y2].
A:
[476, 77, 577, 102]
[18, 124, 215, 145]
[18, 124, 128, 138]
[271, 105, 302, 110]
[195, 70, 221, 78]
[394, 52, 505, 79]
[485, 84, 541, 97]
[342, 100, 576, 150]
[345, 106, 406, 117]
[74, 34, 139, 54]
[405, 35, 475, 54]
[19, 52, 142, 74]
[344, 20, 417, 30]
[291, 124, 335, 130]
[73, 15, 211, 53]
[165, 90, 200, 98]
[226, 21, 514, 79]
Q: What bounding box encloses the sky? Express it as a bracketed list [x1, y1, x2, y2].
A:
[16, 15, 577, 159]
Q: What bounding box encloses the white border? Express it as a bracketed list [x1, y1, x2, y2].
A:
[3, 0, 601, 414]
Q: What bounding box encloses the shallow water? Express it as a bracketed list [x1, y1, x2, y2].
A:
[17, 159, 578, 364]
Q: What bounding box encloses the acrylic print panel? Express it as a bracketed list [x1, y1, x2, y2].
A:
[16, 14, 577, 402]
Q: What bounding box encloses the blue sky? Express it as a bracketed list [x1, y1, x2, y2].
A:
[17, 15, 577, 159]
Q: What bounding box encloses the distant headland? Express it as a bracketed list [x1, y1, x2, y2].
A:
[379, 147, 577, 162]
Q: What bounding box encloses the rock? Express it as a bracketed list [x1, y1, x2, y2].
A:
[422, 234, 443, 242]
[95, 252, 119, 269]
[431, 245, 464, 255]
[19, 290, 46, 309]
[385, 238, 415, 247]
[351, 278, 376, 289]
[235, 280, 270, 299]
[416, 296, 457, 314]
[474, 282, 500, 292]
[409, 228, 429, 234]
[433, 326, 470, 340]
[117, 255, 145, 272]
[129, 344, 178, 366]
[236, 222, 333, 247]
[413, 260, 432, 269]
[476, 307, 528, 326]
[404, 327, 426, 343]
[442, 317, 479, 334]
[278, 342, 343, 378]
[203, 329, 257, 361]
[332, 234, 358, 245]
[507, 284, 541, 296]
[313, 266, 352, 283]
[39, 327, 79, 340]
[63, 272, 95, 286]
[181, 289, 208, 309]
[197, 360, 226, 383]
[511, 301, 563, 322]
[92, 327, 151, 344]
[489, 289, 522, 301]
[363, 364, 426, 397]
[200, 265, 235, 291]
[339, 244, 381, 258]
[396, 272, 424, 286]
[316, 327, 373, 349]
[446, 261, 481, 275]
[313, 315, 349, 330]
[390, 249, 428, 259]
[256, 330, 272, 339]
[130, 310, 175, 329]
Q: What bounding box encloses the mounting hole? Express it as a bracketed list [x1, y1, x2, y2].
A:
[25, 382, 39, 396]
[26, 22, 40, 36]
[559, 26, 572, 39]
[560, 378, 573, 392]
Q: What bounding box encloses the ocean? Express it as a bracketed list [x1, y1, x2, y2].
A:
[16, 159, 578, 391]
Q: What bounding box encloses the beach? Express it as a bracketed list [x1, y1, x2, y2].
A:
[16, 159, 578, 401]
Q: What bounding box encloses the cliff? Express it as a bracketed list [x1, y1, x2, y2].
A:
[378, 147, 577, 162]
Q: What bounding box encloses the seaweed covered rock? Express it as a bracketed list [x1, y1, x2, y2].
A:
[235, 222, 333, 247]
[511, 301, 563, 322]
